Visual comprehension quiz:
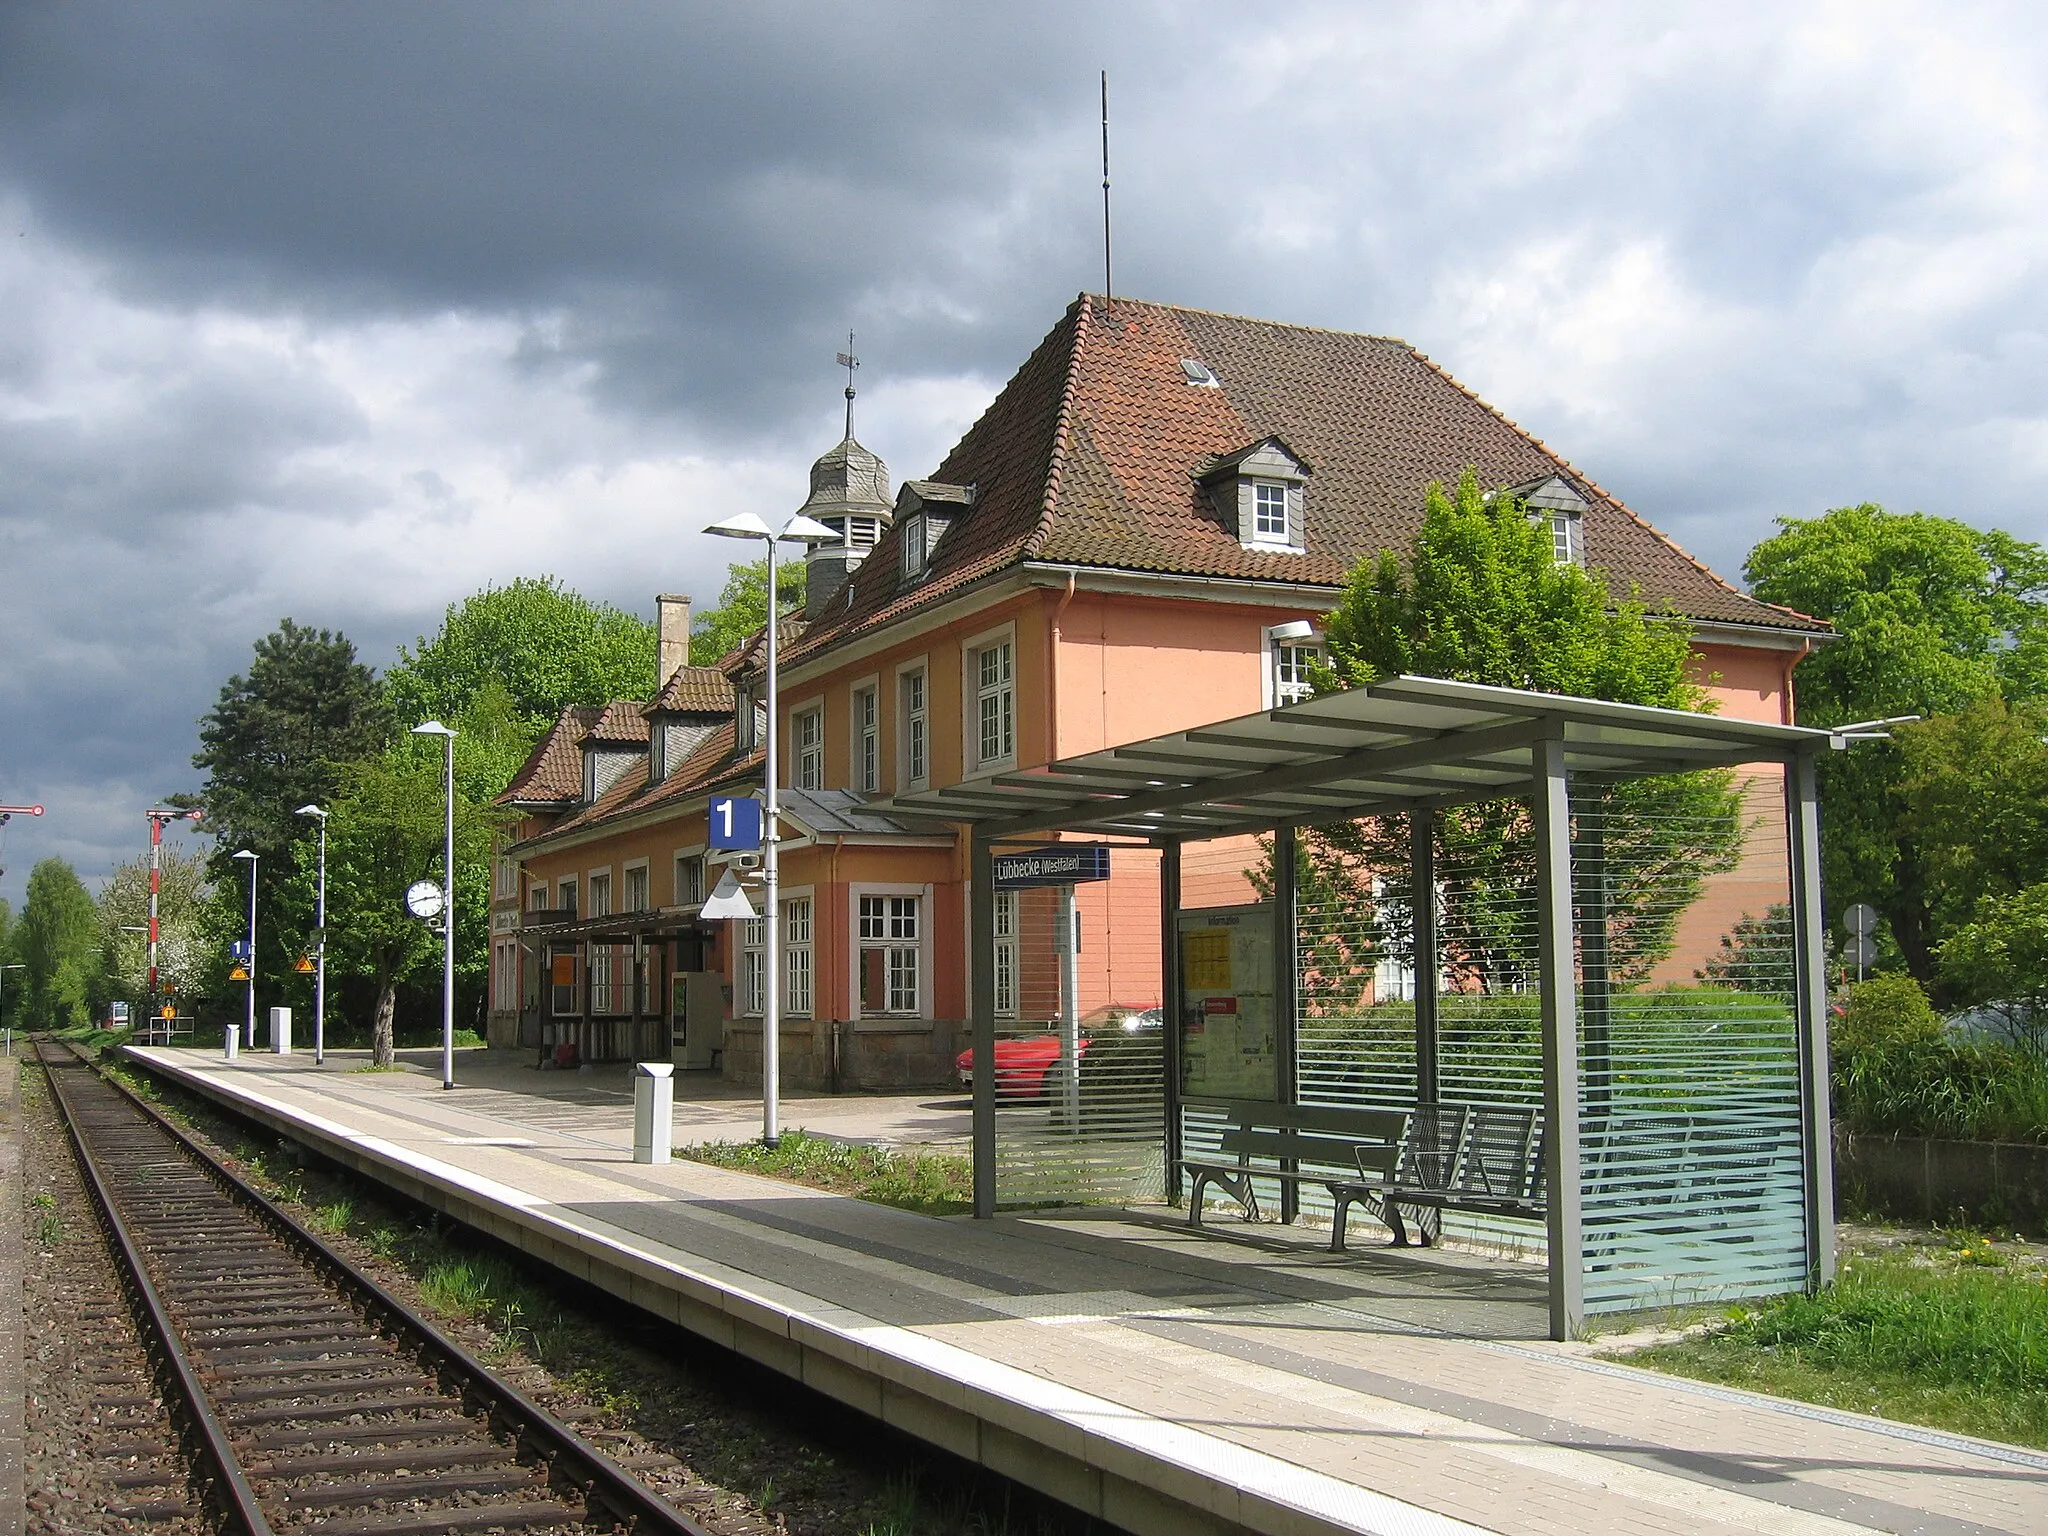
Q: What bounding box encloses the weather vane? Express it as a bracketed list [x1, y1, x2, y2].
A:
[836, 331, 859, 439]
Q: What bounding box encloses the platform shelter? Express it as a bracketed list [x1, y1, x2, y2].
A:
[882, 675, 1848, 1340]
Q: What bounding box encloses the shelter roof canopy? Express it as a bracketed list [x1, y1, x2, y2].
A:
[879, 675, 1840, 841]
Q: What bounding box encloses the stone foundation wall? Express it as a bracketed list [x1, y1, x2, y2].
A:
[721, 1018, 966, 1093]
[1834, 1125, 2048, 1228]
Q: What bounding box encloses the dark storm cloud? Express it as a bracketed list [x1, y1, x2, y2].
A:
[5, 1, 2048, 901]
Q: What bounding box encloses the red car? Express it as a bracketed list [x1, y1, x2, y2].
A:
[955, 1008, 1160, 1098]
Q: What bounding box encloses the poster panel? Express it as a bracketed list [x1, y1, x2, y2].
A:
[1177, 903, 1277, 1101]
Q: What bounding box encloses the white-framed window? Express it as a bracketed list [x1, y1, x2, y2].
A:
[624, 862, 648, 913]
[557, 878, 578, 917]
[785, 895, 813, 1017]
[739, 917, 766, 1016]
[529, 881, 549, 913]
[1548, 510, 1584, 567]
[674, 852, 705, 907]
[588, 869, 612, 918]
[858, 893, 921, 1015]
[588, 942, 614, 1013]
[1265, 626, 1325, 707]
[994, 890, 1019, 1017]
[972, 637, 1014, 768]
[794, 705, 824, 791]
[901, 514, 927, 580]
[900, 665, 929, 788]
[853, 684, 879, 793]
[1253, 481, 1289, 542]
[491, 940, 516, 1011]
[494, 857, 517, 901]
[847, 515, 883, 548]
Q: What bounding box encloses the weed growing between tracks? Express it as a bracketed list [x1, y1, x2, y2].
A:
[1619, 1231, 2048, 1449]
[679, 1129, 974, 1216]
[105, 1057, 1112, 1536]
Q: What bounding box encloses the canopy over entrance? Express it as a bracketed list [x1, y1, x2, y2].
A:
[880, 676, 1843, 1342]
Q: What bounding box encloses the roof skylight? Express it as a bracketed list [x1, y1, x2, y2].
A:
[1180, 358, 1220, 388]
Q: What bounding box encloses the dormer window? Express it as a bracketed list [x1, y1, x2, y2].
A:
[1504, 474, 1591, 569]
[1253, 482, 1289, 543]
[901, 515, 927, 580]
[1196, 437, 1310, 555]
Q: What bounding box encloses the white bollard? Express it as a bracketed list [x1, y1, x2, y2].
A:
[633, 1061, 675, 1164]
[224, 1022, 238, 1061]
[270, 1005, 292, 1055]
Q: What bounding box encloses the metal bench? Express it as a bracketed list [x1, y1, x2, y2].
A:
[1179, 1104, 1411, 1244]
[1333, 1105, 1548, 1249]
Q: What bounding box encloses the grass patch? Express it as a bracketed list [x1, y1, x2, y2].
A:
[1623, 1240, 2048, 1448]
[350, 1062, 406, 1074]
[679, 1129, 973, 1217]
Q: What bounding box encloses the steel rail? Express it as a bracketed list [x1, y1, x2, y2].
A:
[36, 1038, 279, 1536]
[50, 1039, 715, 1536]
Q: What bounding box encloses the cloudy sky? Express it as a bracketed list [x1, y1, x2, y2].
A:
[3, 1, 2045, 903]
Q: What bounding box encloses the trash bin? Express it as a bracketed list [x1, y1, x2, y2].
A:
[270, 1005, 292, 1055]
[224, 1022, 238, 1061]
[633, 1061, 675, 1165]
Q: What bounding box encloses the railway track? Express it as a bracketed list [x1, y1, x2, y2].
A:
[35, 1039, 713, 1536]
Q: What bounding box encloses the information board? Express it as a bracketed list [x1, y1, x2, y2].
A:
[1177, 903, 1277, 1101]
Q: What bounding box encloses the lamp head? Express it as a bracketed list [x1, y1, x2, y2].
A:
[704, 511, 773, 540]
[295, 804, 328, 820]
[779, 513, 839, 544]
[1269, 619, 1317, 642]
[231, 848, 258, 862]
[411, 720, 457, 738]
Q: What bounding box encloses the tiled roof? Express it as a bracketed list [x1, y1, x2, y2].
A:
[651, 665, 730, 714]
[582, 700, 649, 746]
[518, 719, 763, 847]
[497, 705, 603, 806]
[785, 294, 1824, 668]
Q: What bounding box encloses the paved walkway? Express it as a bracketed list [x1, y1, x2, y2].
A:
[130, 1046, 2048, 1536]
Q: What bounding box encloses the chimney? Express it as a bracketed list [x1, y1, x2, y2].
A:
[656, 594, 691, 686]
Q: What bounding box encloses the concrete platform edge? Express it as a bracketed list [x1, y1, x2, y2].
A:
[125, 1048, 1496, 1536]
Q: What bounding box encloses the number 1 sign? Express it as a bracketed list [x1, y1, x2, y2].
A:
[708, 796, 764, 852]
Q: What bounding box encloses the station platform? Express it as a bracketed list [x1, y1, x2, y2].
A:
[125, 1045, 2048, 1536]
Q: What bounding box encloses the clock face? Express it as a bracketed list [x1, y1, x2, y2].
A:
[405, 880, 446, 919]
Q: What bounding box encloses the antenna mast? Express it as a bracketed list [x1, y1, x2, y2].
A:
[836, 332, 859, 439]
[1100, 70, 1113, 312]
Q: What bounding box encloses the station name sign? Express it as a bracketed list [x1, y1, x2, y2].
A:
[993, 844, 1111, 889]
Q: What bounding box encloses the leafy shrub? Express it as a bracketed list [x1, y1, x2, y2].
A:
[1832, 977, 2048, 1142]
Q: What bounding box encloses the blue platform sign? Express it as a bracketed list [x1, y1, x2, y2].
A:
[993, 844, 1111, 889]
[229, 939, 252, 961]
[708, 796, 764, 852]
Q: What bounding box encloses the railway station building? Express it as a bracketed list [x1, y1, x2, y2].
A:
[493, 296, 1840, 1328]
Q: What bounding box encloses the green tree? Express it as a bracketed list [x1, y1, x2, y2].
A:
[387, 577, 657, 749]
[1300, 471, 1741, 990]
[17, 858, 98, 1029]
[191, 619, 395, 859]
[92, 846, 209, 1018]
[690, 556, 806, 666]
[1746, 504, 2048, 978]
[1896, 699, 2048, 943]
[1940, 884, 2048, 1056]
[285, 748, 499, 1064]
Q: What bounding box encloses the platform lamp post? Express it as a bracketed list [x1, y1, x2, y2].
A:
[231, 849, 258, 1047]
[411, 721, 458, 1091]
[702, 509, 839, 1148]
[295, 804, 329, 1064]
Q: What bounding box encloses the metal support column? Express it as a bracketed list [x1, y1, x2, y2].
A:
[1787, 751, 1838, 1287]
[1273, 822, 1299, 1222]
[970, 833, 998, 1219]
[1532, 737, 1584, 1340]
[1410, 810, 1439, 1106]
[1160, 840, 1184, 1202]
